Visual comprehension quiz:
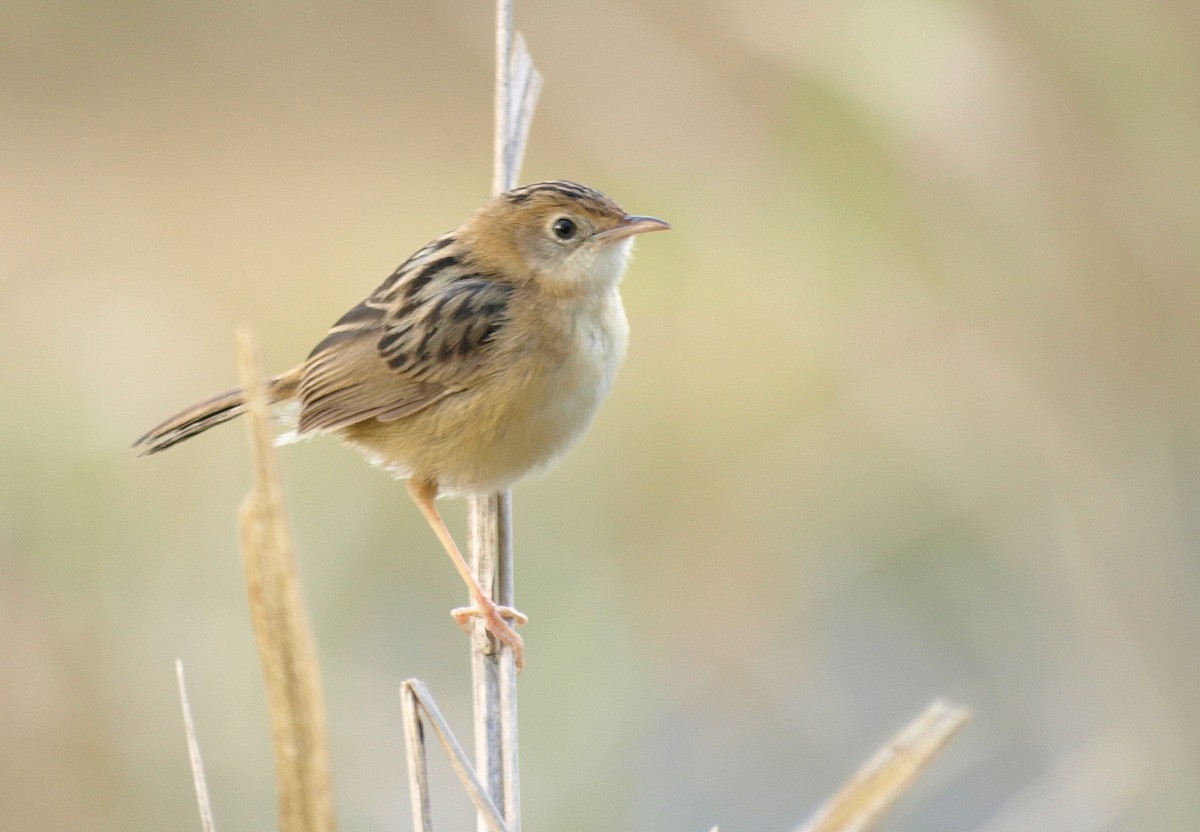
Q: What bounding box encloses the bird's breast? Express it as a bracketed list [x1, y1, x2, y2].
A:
[508, 292, 629, 468]
[539, 295, 629, 436]
[360, 290, 630, 496]
[435, 290, 628, 494]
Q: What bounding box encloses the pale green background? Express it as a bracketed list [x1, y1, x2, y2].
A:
[3, 2, 1198, 830]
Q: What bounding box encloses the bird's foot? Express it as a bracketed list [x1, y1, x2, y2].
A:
[451, 598, 528, 671]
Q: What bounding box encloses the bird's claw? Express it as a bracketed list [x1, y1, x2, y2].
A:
[450, 600, 527, 671]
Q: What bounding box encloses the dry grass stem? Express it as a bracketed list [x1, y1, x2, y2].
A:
[401, 680, 435, 832]
[236, 330, 337, 832]
[463, 6, 542, 832]
[402, 679, 511, 832]
[467, 490, 514, 827]
[175, 660, 217, 832]
[493, 24, 542, 196]
[794, 699, 970, 832]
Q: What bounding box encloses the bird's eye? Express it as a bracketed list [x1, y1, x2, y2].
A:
[551, 217, 577, 241]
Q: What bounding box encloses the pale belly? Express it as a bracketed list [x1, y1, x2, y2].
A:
[343, 297, 629, 495]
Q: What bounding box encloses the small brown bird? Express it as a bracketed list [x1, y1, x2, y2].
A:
[135, 180, 669, 669]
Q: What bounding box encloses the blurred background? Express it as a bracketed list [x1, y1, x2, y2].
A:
[3, 1, 1199, 829]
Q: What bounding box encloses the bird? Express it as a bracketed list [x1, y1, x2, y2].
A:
[134, 180, 670, 670]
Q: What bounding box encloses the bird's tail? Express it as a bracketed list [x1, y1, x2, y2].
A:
[133, 371, 300, 455]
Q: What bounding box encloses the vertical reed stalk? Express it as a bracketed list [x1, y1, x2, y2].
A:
[237, 331, 337, 832]
[466, 3, 541, 831]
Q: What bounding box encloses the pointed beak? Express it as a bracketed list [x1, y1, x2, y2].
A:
[592, 214, 671, 243]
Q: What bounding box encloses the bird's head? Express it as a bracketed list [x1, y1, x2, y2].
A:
[465, 180, 670, 295]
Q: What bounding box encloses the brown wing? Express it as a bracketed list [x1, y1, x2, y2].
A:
[295, 247, 515, 435]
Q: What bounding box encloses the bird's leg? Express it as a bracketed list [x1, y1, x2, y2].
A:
[407, 478, 527, 669]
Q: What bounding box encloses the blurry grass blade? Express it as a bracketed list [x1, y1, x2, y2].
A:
[175, 660, 217, 832]
[236, 331, 338, 832]
[795, 699, 969, 832]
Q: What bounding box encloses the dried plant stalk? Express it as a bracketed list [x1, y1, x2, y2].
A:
[236, 330, 337, 832]
[466, 5, 541, 832]
[794, 699, 969, 832]
[175, 660, 217, 832]
[402, 679, 511, 832]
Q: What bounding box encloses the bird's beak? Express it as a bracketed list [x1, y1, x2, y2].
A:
[592, 215, 671, 243]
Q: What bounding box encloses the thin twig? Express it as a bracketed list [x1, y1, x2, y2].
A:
[403, 679, 511, 832]
[175, 660, 217, 832]
[468, 4, 542, 832]
[468, 490, 509, 832]
[237, 331, 337, 832]
[499, 32, 543, 194]
[794, 699, 970, 832]
[491, 0, 513, 197]
[401, 680, 435, 832]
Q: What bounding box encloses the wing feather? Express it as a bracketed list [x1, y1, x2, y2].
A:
[294, 245, 515, 435]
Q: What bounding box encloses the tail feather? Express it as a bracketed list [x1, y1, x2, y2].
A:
[133, 370, 301, 455]
[133, 387, 247, 455]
